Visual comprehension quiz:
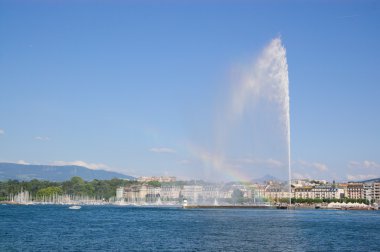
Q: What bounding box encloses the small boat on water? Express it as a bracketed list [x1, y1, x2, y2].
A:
[69, 205, 81, 210]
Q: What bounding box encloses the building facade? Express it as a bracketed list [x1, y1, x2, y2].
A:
[137, 176, 176, 183]
[160, 185, 181, 200]
[347, 183, 364, 199]
[182, 185, 203, 201]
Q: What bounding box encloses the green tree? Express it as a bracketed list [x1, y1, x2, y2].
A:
[37, 186, 63, 198]
[63, 176, 86, 195]
[231, 189, 244, 204]
[91, 179, 112, 199]
[147, 181, 161, 187]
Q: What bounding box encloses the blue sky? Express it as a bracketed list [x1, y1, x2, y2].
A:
[0, 1, 379, 181]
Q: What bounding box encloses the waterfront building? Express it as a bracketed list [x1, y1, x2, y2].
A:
[123, 185, 147, 202]
[363, 182, 380, 203]
[160, 185, 181, 200]
[116, 187, 124, 199]
[202, 185, 220, 199]
[292, 179, 311, 188]
[265, 184, 290, 200]
[115, 177, 379, 204]
[373, 183, 380, 202]
[363, 183, 373, 202]
[249, 184, 266, 200]
[294, 186, 314, 199]
[313, 185, 343, 199]
[182, 185, 203, 202]
[338, 183, 348, 198]
[265, 190, 291, 200]
[219, 190, 233, 199]
[294, 185, 343, 200]
[145, 186, 161, 203]
[123, 185, 161, 203]
[347, 183, 364, 199]
[137, 176, 176, 183]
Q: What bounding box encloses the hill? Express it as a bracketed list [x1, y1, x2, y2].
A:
[0, 163, 134, 181]
[361, 177, 380, 183]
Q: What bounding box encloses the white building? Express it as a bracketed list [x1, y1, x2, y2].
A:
[160, 185, 181, 200]
[137, 176, 176, 183]
[123, 185, 161, 203]
[294, 187, 314, 199]
[116, 187, 124, 199]
[347, 183, 364, 199]
[313, 185, 343, 199]
[363, 182, 380, 203]
[202, 185, 220, 199]
[264, 184, 291, 200]
[364, 183, 373, 202]
[249, 184, 266, 199]
[373, 183, 380, 202]
[219, 190, 233, 199]
[294, 185, 343, 200]
[182, 185, 203, 201]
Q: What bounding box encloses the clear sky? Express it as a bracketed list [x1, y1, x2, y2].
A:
[0, 0, 379, 182]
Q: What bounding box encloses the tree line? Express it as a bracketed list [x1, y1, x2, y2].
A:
[0, 177, 138, 201]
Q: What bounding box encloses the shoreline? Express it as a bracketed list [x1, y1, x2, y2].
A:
[183, 204, 378, 211]
[2, 201, 378, 211]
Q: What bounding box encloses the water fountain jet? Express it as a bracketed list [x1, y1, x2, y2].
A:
[231, 37, 291, 204]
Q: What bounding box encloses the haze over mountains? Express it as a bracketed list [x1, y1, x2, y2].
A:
[0, 163, 134, 181]
[251, 175, 279, 183]
[1, 162, 378, 183]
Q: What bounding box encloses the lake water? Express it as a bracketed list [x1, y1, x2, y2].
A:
[1, 205, 379, 251]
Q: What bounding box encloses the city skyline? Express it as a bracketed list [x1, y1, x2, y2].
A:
[1, 1, 380, 181]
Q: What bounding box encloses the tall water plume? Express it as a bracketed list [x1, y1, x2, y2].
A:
[231, 37, 291, 202]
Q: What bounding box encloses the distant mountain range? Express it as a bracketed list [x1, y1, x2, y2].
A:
[360, 177, 380, 183]
[0, 163, 134, 182]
